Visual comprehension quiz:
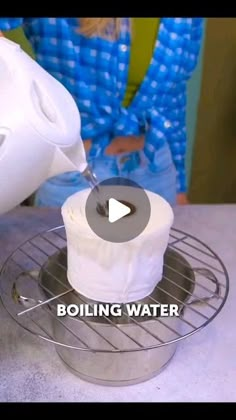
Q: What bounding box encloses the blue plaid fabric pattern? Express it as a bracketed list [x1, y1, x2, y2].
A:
[0, 17, 203, 192]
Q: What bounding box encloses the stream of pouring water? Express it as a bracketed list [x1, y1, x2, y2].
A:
[81, 165, 108, 216]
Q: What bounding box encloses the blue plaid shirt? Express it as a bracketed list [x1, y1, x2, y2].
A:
[0, 17, 203, 192]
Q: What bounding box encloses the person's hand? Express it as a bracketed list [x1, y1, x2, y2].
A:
[105, 136, 145, 155]
[83, 136, 144, 155]
[84, 139, 92, 152]
[177, 193, 189, 205]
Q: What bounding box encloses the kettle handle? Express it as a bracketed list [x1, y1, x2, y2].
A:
[30, 80, 58, 125]
[0, 127, 10, 148]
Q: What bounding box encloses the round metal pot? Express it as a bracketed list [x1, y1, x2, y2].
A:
[38, 248, 197, 386]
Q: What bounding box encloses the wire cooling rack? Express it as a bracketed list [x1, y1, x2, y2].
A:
[0, 226, 229, 353]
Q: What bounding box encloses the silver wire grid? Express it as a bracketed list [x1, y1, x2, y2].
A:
[0, 226, 229, 353]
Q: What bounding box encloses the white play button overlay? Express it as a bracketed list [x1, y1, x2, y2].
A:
[85, 177, 151, 243]
[108, 198, 131, 223]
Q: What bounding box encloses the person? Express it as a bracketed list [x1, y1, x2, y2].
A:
[0, 18, 203, 207]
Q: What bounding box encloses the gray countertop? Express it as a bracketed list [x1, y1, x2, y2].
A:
[0, 205, 235, 402]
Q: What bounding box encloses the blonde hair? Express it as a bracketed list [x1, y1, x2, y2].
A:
[78, 18, 125, 39]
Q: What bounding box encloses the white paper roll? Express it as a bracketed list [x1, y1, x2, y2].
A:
[61, 187, 174, 303]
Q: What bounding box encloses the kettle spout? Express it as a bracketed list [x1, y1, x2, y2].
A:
[48, 142, 88, 179]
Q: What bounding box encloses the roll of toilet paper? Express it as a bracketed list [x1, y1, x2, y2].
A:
[61, 187, 174, 303]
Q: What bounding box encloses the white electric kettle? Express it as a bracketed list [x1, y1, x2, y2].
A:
[0, 38, 89, 216]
